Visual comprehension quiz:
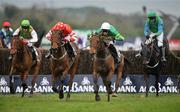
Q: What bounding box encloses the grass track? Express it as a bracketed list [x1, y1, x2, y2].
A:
[0, 93, 179, 112]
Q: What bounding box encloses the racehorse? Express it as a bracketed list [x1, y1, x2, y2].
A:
[141, 36, 169, 97]
[50, 30, 80, 100]
[89, 34, 126, 102]
[9, 36, 42, 97]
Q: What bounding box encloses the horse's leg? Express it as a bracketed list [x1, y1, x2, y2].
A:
[50, 61, 59, 93]
[66, 73, 74, 100]
[66, 57, 79, 100]
[144, 73, 149, 97]
[113, 56, 124, 97]
[66, 68, 76, 100]
[9, 66, 16, 94]
[52, 70, 58, 93]
[59, 69, 69, 99]
[155, 73, 160, 97]
[30, 64, 40, 96]
[21, 71, 28, 97]
[106, 70, 114, 102]
[93, 72, 100, 101]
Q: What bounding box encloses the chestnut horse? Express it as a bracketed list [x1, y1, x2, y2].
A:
[50, 30, 80, 100]
[9, 36, 42, 97]
[89, 34, 125, 102]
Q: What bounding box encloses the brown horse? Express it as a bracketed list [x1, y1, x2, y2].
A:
[9, 36, 42, 97]
[141, 37, 169, 97]
[89, 34, 125, 102]
[50, 30, 80, 100]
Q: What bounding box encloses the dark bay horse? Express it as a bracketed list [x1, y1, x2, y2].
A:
[141, 37, 169, 97]
[50, 30, 80, 100]
[9, 36, 42, 97]
[90, 34, 125, 102]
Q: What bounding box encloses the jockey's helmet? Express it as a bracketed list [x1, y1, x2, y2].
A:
[21, 19, 30, 29]
[100, 22, 110, 30]
[147, 11, 157, 20]
[51, 22, 65, 31]
[3, 21, 11, 27]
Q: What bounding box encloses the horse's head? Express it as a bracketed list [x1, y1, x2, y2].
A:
[11, 36, 26, 54]
[50, 30, 65, 58]
[141, 38, 160, 66]
[89, 33, 110, 54]
[89, 34, 99, 54]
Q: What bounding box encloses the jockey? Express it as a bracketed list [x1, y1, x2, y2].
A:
[45, 22, 78, 59]
[144, 11, 167, 62]
[0, 21, 13, 48]
[92, 22, 125, 63]
[9, 19, 38, 61]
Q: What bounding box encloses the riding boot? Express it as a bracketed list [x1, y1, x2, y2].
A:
[28, 46, 36, 61]
[45, 49, 52, 59]
[64, 42, 75, 59]
[108, 44, 120, 64]
[160, 47, 167, 62]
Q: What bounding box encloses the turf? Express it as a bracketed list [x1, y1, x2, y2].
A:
[0, 93, 179, 112]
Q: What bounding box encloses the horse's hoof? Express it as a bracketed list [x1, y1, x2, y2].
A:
[67, 94, 71, 99]
[22, 83, 28, 90]
[66, 94, 71, 101]
[59, 90, 64, 99]
[52, 87, 58, 93]
[109, 90, 113, 94]
[21, 93, 25, 98]
[112, 93, 118, 97]
[95, 95, 101, 101]
[10, 87, 16, 94]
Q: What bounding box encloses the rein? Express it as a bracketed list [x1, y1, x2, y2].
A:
[51, 51, 67, 61]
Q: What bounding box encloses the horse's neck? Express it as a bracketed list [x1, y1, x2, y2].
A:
[57, 46, 66, 57]
[16, 46, 31, 61]
[148, 53, 160, 66]
[96, 48, 110, 59]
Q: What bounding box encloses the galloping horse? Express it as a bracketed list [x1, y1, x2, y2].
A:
[50, 30, 80, 100]
[141, 36, 169, 97]
[9, 36, 42, 97]
[89, 34, 125, 102]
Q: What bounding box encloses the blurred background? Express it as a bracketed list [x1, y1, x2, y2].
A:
[0, 0, 180, 50]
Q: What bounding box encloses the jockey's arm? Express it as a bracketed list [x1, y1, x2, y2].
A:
[45, 30, 52, 41]
[144, 20, 150, 37]
[110, 25, 124, 41]
[156, 20, 163, 36]
[65, 31, 78, 43]
[0, 30, 5, 39]
[13, 27, 20, 37]
[29, 29, 38, 43]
